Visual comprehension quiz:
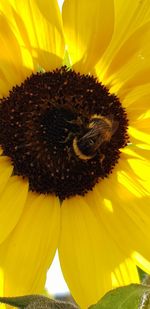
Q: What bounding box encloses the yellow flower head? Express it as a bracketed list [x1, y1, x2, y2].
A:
[0, 0, 149, 308]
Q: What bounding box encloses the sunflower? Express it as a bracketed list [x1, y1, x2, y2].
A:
[0, 0, 149, 308]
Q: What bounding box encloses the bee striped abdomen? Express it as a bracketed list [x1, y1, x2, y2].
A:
[73, 114, 118, 160]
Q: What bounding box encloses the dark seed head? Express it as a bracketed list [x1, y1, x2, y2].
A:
[0, 66, 128, 200]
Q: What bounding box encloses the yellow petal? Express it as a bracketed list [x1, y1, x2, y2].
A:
[0, 147, 3, 155]
[0, 12, 33, 98]
[96, 0, 150, 85]
[0, 176, 28, 244]
[0, 0, 65, 72]
[111, 258, 139, 288]
[128, 124, 150, 148]
[85, 148, 150, 275]
[0, 192, 60, 296]
[122, 85, 150, 148]
[105, 22, 150, 94]
[122, 84, 150, 123]
[62, 0, 114, 73]
[58, 196, 139, 308]
[122, 145, 150, 161]
[0, 156, 13, 195]
[0, 268, 5, 309]
[121, 146, 150, 194]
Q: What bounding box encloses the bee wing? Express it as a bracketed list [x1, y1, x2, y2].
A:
[111, 120, 119, 135]
[80, 126, 101, 142]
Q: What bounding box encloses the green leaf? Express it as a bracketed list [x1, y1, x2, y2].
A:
[89, 284, 150, 309]
[139, 292, 150, 309]
[63, 50, 72, 68]
[0, 295, 78, 309]
[143, 275, 150, 286]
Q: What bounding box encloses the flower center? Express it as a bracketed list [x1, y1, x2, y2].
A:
[0, 67, 128, 200]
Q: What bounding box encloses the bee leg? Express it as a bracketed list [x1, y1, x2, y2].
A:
[60, 132, 74, 144]
[66, 116, 82, 126]
[99, 153, 105, 166]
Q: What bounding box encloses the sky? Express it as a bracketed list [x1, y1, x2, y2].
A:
[58, 0, 64, 9]
[45, 251, 69, 295]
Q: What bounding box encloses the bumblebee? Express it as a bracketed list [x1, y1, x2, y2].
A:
[73, 114, 118, 161]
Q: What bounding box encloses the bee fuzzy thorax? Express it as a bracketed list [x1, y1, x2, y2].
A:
[73, 114, 119, 161]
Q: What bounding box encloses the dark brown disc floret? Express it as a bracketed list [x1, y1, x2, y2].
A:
[0, 67, 129, 200]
